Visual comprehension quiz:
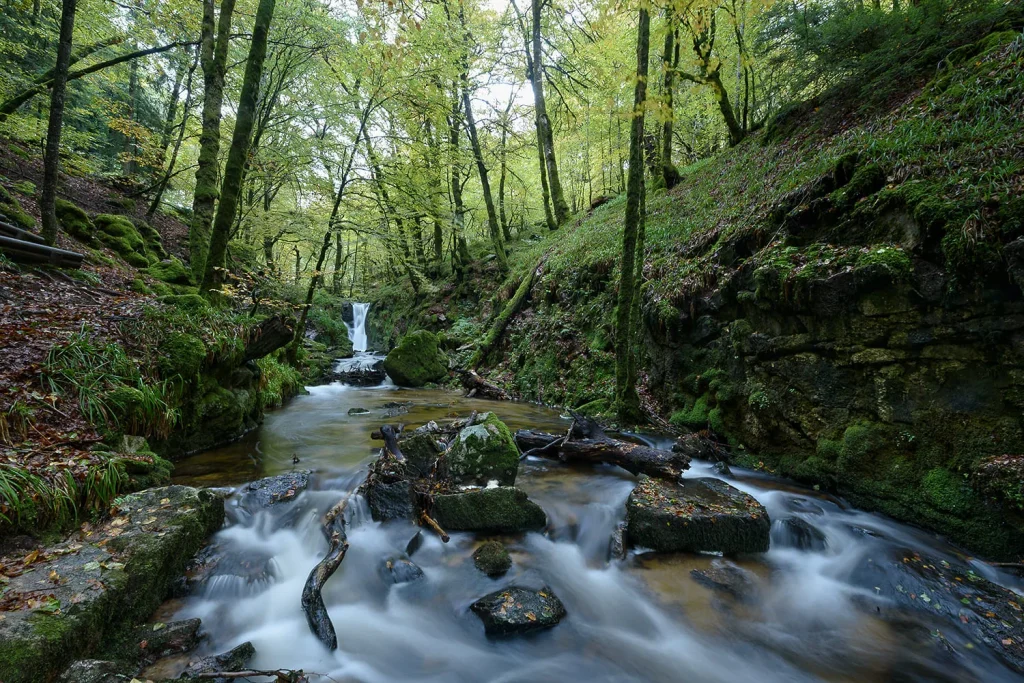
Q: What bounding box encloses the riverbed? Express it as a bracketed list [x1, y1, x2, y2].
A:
[167, 369, 1024, 682]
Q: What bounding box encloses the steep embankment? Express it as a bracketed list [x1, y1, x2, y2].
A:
[373, 26, 1024, 558]
[0, 143, 345, 541]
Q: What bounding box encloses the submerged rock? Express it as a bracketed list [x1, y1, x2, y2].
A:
[445, 412, 520, 486]
[470, 586, 566, 636]
[182, 542, 278, 598]
[473, 540, 512, 577]
[0, 487, 224, 683]
[772, 516, 828, 551]
[380, 557, 425, 584]
[689, 559, 758, 601]
[182, 641, 256, 676]
[382, 329, 447, 387]
[431, 487, 546, 534]
[625, 476, 770, 554]
[239, 470, 310, 509]
[348, 407, 370, 415]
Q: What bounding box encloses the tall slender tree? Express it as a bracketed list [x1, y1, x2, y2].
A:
[614, 2, 651, 423]
[190, 0, 237, 281]
[201, 0, 277, 293]
[38, 0, 77, 246]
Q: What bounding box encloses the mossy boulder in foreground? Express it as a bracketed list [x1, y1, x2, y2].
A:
[0, 486, 224, 683]
[431, 486, 546, 533]
[446, 412, 519, 486]
[382, 329, 447, 387]
[625, 476, 770, 554]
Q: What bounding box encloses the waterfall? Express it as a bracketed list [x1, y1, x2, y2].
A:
[346, 302, 370, 352]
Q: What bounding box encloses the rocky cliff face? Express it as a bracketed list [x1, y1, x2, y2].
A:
[645, 165, 1024, 558]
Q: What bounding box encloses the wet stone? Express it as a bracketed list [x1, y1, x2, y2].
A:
[473, 540, 512, 577]
[785, 497, 826, 516]
[239, 471, 310, 509]
[58, 660, 129, 683]
[609, 522, 628, 561]
[772, 516, 828, 552]
[182, 641, 256, 677]
[348, 407, 370, 415]
[431, 487, 546, 534]
[690, 559, 758, 601]
[712, 461, 732, 476]
[133, 618, 203, 663]
[625, 476, 770, 554]
[470, 586, 566, 636]
[380, 557, 425, 584]
[398, 432, 441, 478]
[365, 479, 416, 522]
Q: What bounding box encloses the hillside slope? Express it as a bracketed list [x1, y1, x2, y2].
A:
[371, 24, 1024, 558]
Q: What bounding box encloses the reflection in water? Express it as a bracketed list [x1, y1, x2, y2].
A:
[170, 383, 1024, 682]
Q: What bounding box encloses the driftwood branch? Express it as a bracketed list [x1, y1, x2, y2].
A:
[195, 670, 306, 682]
[458, 369, 512, 400]
[419, 510, 450, 543]
[301, 497, 349, 650]
[514, 417, 692, 480]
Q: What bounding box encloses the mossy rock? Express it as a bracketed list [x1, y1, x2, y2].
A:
[55, 198, 94, 244]
[431, 487, 546, 533]
[382, 329, 447, 387]
[158, 332, 207, 380]
[445, 413, 519, 486]
[146, 258, 191, 285]
[196, 384, 245, 434]
[134, 221, 168, 259]
[130, 278, 151, 294]
[0, 185, 35, 230]
[159, 293, 209, 312]
[472, 540, 512, 577]
[124, 252, 150, 268]
[94, 214, 147, 261]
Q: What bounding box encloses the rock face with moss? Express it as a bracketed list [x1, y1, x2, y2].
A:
[382, 329, 447, 387]
[625, 477, 770, 554]
[0, 486, 224, 683]
[446, 412, 519, 486]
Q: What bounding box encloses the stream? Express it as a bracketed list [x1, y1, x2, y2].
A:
[164, 307, 1024, 683]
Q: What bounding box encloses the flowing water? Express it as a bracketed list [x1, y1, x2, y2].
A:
[346, 303, 371, 353]
[163, 310, 1024, 682]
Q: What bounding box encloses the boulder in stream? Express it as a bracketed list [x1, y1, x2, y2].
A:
[445, 412, 519, 486]
[473, 540, 512, 577]
[133, 618, 204, 663]
[239, 470, 310, 509]
[625, 476, 770, 554]
[182, 641, 256, 676]
[380, 557, 425, 585]
[690, 559, 759, 601]
[0, 486, 224, 683]
[432, 487, 546, 534]
[470, 586, 566, 636]
[772, 516, 829, 551]
[398, 432, 442, 478]
[382, 330, 447, 387]
[365, 479, 416, 522]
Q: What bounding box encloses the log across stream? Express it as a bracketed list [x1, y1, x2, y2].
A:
[167, 383, 1024, 682]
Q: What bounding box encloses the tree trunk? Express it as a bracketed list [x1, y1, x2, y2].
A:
[200, 0, 275, 293]
[469, 260, 540, 369]
[157, 55, 185, 159]
[148, 48, 198, 217]
[190, 0, 237, 282]
[530, 0, 569, 226]
[38, 0, 77, 246]
[614, 5, 649, 423]
[660, 19, 680, 189]
[461, 86, 506, 269]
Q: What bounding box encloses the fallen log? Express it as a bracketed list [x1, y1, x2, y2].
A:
[514, 423, 692, 480]
[458, 369, 512, 400]
[242, 314, 295, 362]
[0, 234, 83, 267]
[469, 259, 542, 369]
[301, 497, 349, 651]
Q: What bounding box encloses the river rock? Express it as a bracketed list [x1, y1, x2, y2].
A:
[690, 559, 758, 601]
[0, 487, 224, 683]
[470, 586, 566, 636]
[473, 540, 512, 577]
[239, 470, 310, 509]
[183, 542, 278, 598]
[625, 476, 770, 554]
[398, 432, 441, 478]
[445, 412, 519, 486]
[382, 329, 447, 387]
[380, 557, 425, 584]
[772, 516, 828, 551]
[58, 660, 129, 683]
[348, 407, 370, 415]
[432, 487, 546, 534]
[182, 641, 256, 676]
[133, 618, 204, 663]
[851, 550, 1024, 674]
[365, 479, 416, 522]
[335, 360, 387, 386]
